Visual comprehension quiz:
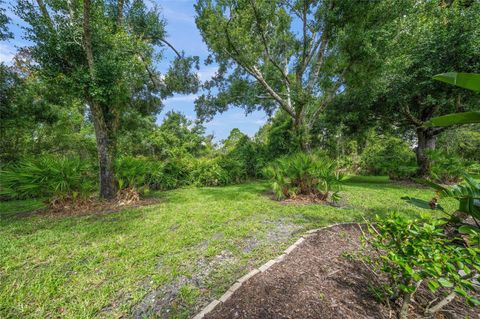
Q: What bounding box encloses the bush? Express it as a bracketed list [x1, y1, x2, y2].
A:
[360, 134, 416, 179]
[365, 214, 479, 318]
[115, 156, 163, 193]
[0, 155, 95, 201]
[191, 158, 230, 186]
[263, 152, 343, 201]
[427, 150, 467, 183]
[158, 155, 194, 190]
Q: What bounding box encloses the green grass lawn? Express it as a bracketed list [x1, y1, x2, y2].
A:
[0, 180, 455, 319]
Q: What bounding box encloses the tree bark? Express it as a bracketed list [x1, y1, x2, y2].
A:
[88, 99, 118, 199]
[83, 0, 117, 199]
[415, 128, 436, 177]
[294, 116, 310, 152]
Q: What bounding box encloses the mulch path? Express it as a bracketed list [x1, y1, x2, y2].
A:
[204, 224, 478, 319]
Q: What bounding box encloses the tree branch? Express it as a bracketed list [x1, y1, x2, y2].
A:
[401, 104, 424, 127]
[221, 11, 295, 118]
[306, 33, 328, 92]
[248, 0, 290, 86]
[308, 67, 347, 128]
[159, 38, 182, 59]
[117, 0, 124, 26]
[252, 65, 295, 118]
[35, 0, 54, 29]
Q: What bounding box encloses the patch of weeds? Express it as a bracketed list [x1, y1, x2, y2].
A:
[340, 251, 356, 261]
[178, 285, 201, 306]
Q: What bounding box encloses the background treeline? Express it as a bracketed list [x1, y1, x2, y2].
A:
[1, 0, 479, 202]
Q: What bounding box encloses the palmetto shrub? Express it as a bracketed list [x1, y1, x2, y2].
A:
[114, 156, 164, 193]
[263, 152, 343, 201]
[427, 149, 467, 183]
[0, 155, 95, 202]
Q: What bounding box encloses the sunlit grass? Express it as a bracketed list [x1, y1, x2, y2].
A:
[0, 180, 455, 318]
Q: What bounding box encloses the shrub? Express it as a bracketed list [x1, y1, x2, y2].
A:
[190, 158, 230, 186]
[365, 214, 479, 319]
[427, 149, 467, 183]
[360, 134, 416, 179]
[0, 155, 95, 202]
[263, 152, 343, 201]
[217, 155, 248, 183]
[158, 155, 194, 190]
[402, 174, 480, 229]
[115, 156, 163, 193]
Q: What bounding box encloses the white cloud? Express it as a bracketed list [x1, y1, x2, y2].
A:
[164, 94, 199, 103]
[161, 6, 195, 24]
[207, 110, 267, 128]
[198, 66, 217, 81]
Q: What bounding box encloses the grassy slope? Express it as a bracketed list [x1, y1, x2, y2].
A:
[0, 179, 455, 318]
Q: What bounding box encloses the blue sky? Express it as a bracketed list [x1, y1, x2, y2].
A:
[0, 0, 268, 142]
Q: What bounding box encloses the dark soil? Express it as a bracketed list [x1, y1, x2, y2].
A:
[204, 224, 478, 319]
[264, 190, 345, 207]
[16, 197, 160, 218]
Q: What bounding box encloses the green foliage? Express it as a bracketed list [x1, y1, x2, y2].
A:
[190, 158, 229, 187]
[194, 0, 378, 149]
[0, 0, 12, 40]
[403, 174, 480, 229]
[158, 156, 194, 190]
[427, 149, 466, 183]
[432, 72, 480, 93]
[114, 156, 163, 193]
[427, 72, 480, 127]
[15, 0, 200, 198]
[366, 214, 480, 314]
[263, 152, 343, 201]
[219, 128, 262, 182]
[437, 127, 480, 163]
[428, 175, 480, 221]
[360, 134, 416, 179]
[0, 180, 454, 318]
[147, 112, 213, 160]
[426, 111, 480, 127]
[0, 155, 95, 201]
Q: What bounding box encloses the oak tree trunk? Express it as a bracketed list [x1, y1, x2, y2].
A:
[294, 116, 310, 152]
[415, 128, 436, 177]
[89, 100, 118, 199]
[83, 0, 117, 199]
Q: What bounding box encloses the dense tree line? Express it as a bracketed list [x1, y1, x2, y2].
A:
[1, 0, 479, 201]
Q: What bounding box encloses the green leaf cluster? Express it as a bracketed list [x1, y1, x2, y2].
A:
[263, 152, 343, 201]
[367, 214, 480, 312]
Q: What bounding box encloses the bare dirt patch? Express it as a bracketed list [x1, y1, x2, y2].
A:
[129, 221, 303, 318]
[264, 190, 346, 207]
[204, 224, 478, 319]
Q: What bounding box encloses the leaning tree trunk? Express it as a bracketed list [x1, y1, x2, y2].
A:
[415, 128, 436, 177]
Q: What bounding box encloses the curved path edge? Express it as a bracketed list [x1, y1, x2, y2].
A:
[191, 222, 360, 319]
